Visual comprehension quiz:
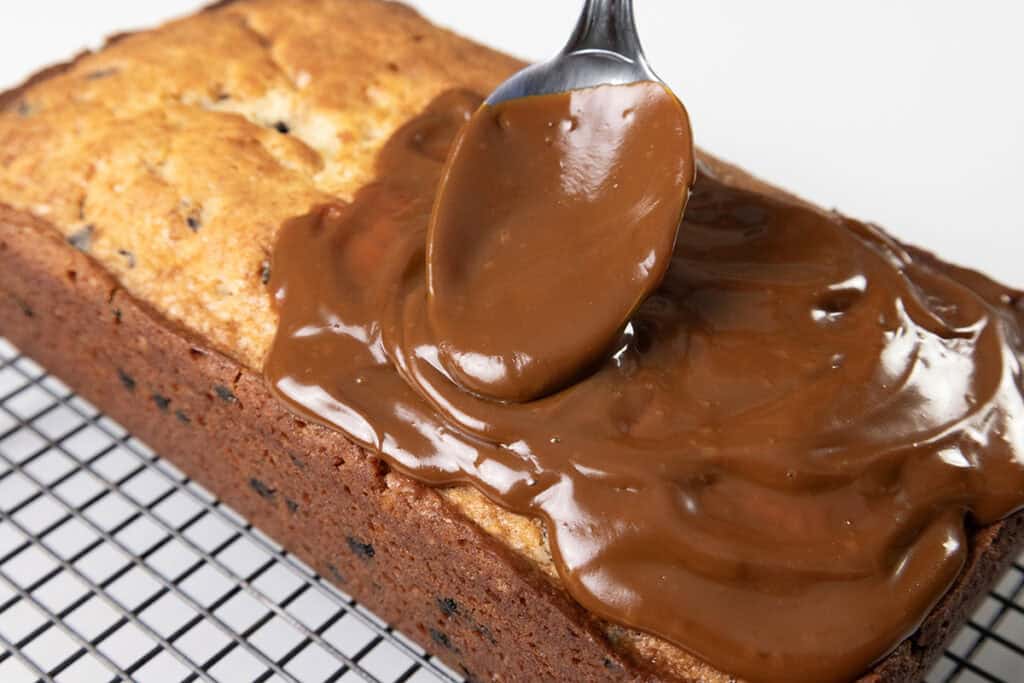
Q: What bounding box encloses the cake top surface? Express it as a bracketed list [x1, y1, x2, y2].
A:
[0, 0, 520, 369]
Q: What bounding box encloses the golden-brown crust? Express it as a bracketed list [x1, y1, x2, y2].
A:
[1, 2, 1022, 681]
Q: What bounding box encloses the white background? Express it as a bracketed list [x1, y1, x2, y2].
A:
[2, 1, 1021, 286]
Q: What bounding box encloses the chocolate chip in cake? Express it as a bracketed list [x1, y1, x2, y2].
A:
[603, 657, 623, 671]
[285, 498, 299, 514]
[214, 385, 238, 403]
[152, 394, 171, 412]
[429, 628, 457, 652]
[273, 121, 291, 134]
[437, 597, 459, 617]
[117, 249, 136, 268]
[346, 536, 375, 560]
[326, 564, 347, 584]
[67, 225, 94, 252]
[117, 368, 136, 392]
[84, 67, 119, 80]
[175, 410, 191, 424]
[13, 297, 34, 318]
[15, 100, 33, 117]
[260, 260, 272, 285]
[112, 308, 123, 324]
[249, 478, 277, 500]
[475, 623, 496, 645]
[182, 200, 203, 232]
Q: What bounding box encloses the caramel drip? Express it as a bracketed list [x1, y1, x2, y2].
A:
[265, 89, 1024, 683]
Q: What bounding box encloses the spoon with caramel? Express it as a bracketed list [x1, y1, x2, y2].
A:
[426, 0, 695, 403]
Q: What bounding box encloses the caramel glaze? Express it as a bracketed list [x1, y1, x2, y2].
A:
[265, 89, 1024, 683]
[427, 83, 693, 402]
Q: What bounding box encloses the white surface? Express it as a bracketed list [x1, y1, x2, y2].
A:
[1, 1, 1022, 286]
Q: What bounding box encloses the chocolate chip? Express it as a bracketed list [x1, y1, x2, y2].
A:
[346, 536, 375, 560]
[326, 564, 347, 584]
[84, 67, 118, 80]
[152, 394, 171, 412]
[214, 385, 237, 403]
[603, 657, 622, 671]
[175, 410, 191, 424]
[112, 308, 122, 324]
[13, 297, 33, 318]
[117, 249, 136, 268]
[260, 260, 271, 285]
[437, 597, 458, 617]
[285, 498, 299, 514]
[249, 478, 276, 500]
[186, 215, 201, 231]
[475, 623, 496, 645]
[288, 452, 306, 469]
[15, 101, 32, 117]
[273, 121, 290, 134]
[117, 369, 136, 391]
[429, 628, 456, 652]
[67, 225, 94, 252]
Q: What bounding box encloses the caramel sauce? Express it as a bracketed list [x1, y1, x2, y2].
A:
[265, 89, 1024, 682]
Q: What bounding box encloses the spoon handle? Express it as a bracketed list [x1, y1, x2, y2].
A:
[564, 0, 645, 60]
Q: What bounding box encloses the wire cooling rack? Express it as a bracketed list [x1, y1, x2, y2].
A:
[0, 334, 1021, 683]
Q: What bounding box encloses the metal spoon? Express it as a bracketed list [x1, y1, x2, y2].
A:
[426, 0, 694, 403]
[486, 0, 659, 106]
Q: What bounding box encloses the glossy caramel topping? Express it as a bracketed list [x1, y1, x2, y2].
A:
[265, 90, 1024, 682]
[427, 83, 693, 401]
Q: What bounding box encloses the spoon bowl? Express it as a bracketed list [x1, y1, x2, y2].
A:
[426, 0, 695, 403]
[487, 0, 659, 105]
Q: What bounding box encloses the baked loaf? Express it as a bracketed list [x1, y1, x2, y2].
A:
[1, 1, 1021, 681]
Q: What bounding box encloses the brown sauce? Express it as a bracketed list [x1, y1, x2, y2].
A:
[427, 83, 693, 402]
[264, 88, 1024, 682]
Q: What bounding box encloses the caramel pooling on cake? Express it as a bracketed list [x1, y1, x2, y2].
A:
[265, 91, 1024, 682]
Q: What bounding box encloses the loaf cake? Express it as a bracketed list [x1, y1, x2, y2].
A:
[1, 1, 1022, 681]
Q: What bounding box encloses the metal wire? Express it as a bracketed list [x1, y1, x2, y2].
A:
[0, 335, 1020, 683]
